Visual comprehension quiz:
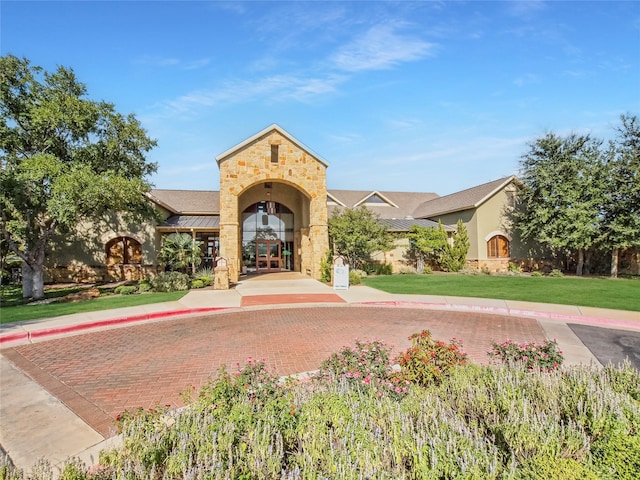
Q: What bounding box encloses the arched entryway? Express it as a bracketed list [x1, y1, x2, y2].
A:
[242, 201, 294, 273]
[237, 180, 312, 276]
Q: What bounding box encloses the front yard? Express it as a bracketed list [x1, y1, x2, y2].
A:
[362, 273, 640, 312]
[0, 285, 187, 324]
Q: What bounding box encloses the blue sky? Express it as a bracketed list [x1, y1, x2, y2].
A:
[2, 1, 639, 195]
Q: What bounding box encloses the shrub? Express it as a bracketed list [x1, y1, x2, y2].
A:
[192, 267, 214, 288]
[396, 329, 468, 386]
[114, 285, 137, 295]
[320, 250, 332, 283]
[422, 264, 433, 274]
[318, 339, 393, 384]
[592, 433, 640, 479]
[530, 270, 544, 277]
[550, 268, 564, 277]
[397, 265, 417, 274]
[508, 261, 522, 273]
[362, 262, 377, 275]
[151, 271, 190, 292]
[349, 270, 361, 285]
[488, 339, 564, 372]
[516, 455, 599, 480]
[138, 279, 152, 292]
[374, 263, 393, 275]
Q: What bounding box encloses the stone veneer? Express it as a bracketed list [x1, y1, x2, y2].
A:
[217, 127, 329, 282]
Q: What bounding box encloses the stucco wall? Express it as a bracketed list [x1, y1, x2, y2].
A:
[45, 212, 159, 282]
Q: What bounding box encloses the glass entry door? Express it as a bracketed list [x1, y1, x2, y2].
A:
[256, 240, 281, 272]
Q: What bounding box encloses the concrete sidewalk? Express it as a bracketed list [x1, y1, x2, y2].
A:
[1, 276, 638, 472]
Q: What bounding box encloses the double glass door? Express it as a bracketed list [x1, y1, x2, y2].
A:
[256, 240, 281, 272]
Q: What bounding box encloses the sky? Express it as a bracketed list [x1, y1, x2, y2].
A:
[2, 1, 639, 196]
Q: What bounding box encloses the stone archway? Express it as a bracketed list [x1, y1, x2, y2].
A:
[216, 125, 329, 282]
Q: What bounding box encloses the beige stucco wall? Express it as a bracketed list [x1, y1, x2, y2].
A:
[45, 213, 159, 282]
[217, 128, 329, 282]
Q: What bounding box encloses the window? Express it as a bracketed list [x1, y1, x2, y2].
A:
[487, 235, 509, 258]
[106, 237, 142, 265]
[271, 144, 279, 163]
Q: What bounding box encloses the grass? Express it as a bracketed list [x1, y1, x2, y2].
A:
[362, 273, 640, 312]
[0, 286, 188, 324]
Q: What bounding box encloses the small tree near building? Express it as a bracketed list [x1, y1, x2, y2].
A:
[158, 232, 202, 274]
[406, 224, 448, 272]
[406, 220, 469, 272]
[328, 207, 393, 270]
[441, 220, 470, 272]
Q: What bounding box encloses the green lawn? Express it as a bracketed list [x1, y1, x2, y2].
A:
[0, 290, 188, 324]
[362, 274, 640, 312]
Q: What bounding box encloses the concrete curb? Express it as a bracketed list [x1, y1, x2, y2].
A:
[2, 300, 638, 348]
[355, 301, 640, 331]
[0, 307, 231, 348]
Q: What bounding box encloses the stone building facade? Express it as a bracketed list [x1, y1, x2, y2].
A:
[215, 125, 329, 282]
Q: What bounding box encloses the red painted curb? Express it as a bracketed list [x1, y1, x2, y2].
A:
[356, 301, 639, 330]
[0, 331, 29, 344]
[0, 307, 230, 345]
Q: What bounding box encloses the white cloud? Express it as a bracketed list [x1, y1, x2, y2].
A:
[513, 73, 540, 87]
[331, 22, 435, 72]
[146, 73, 347, 120]
[133, 55, 211, 70]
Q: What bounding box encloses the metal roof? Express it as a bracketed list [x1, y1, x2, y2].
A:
[158, 215, 220, 230]
[378, 218, 455, 232]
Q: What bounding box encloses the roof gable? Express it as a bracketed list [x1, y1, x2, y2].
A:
[354, 191, 399, 208]
[412, 176, 516, 219]
[215, 124, 329, 167]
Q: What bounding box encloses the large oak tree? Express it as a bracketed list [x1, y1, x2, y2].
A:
[0, 55, 157, 299]
[515, 132, 603, 276]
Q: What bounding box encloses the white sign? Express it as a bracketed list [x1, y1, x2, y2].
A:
[333, 265, 350, 290]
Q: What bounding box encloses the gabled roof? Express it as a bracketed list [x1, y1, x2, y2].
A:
[148, 189, 219, 215]
[215, 124, 329, 167]
[412, 176, 516, 219]
[354, 191, 399, 208]
[328, 190, 439, 220]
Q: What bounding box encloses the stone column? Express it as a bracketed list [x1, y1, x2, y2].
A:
[219, 184, 240, 282]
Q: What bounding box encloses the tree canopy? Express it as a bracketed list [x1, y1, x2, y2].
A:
[0, 55, 158, 298]
[328, 207, 393, 270]
[514, 114, 639, 277]
[600, 114, 640, 277]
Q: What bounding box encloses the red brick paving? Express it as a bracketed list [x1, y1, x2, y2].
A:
[1, 306, 545, 437]
[241, 293, 346, 306]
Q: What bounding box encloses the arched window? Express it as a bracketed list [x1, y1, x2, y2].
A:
[487, 235, 509, 258]
[106, 237, 142, 265]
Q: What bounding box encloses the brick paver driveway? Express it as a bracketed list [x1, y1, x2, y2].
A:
[2, 306, 545, 436]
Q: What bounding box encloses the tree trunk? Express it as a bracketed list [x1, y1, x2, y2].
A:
[611, 248, 619, 278]
[22, 261, 34, 298]
[576, 248, 584, 276]
[21, 250, 46, 300]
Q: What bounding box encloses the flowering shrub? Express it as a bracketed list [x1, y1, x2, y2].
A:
[233, 357, 281, 405]
[395, 329, 468, 386]
[488, 339, 564, 371]
[318, 339, 392, 384]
